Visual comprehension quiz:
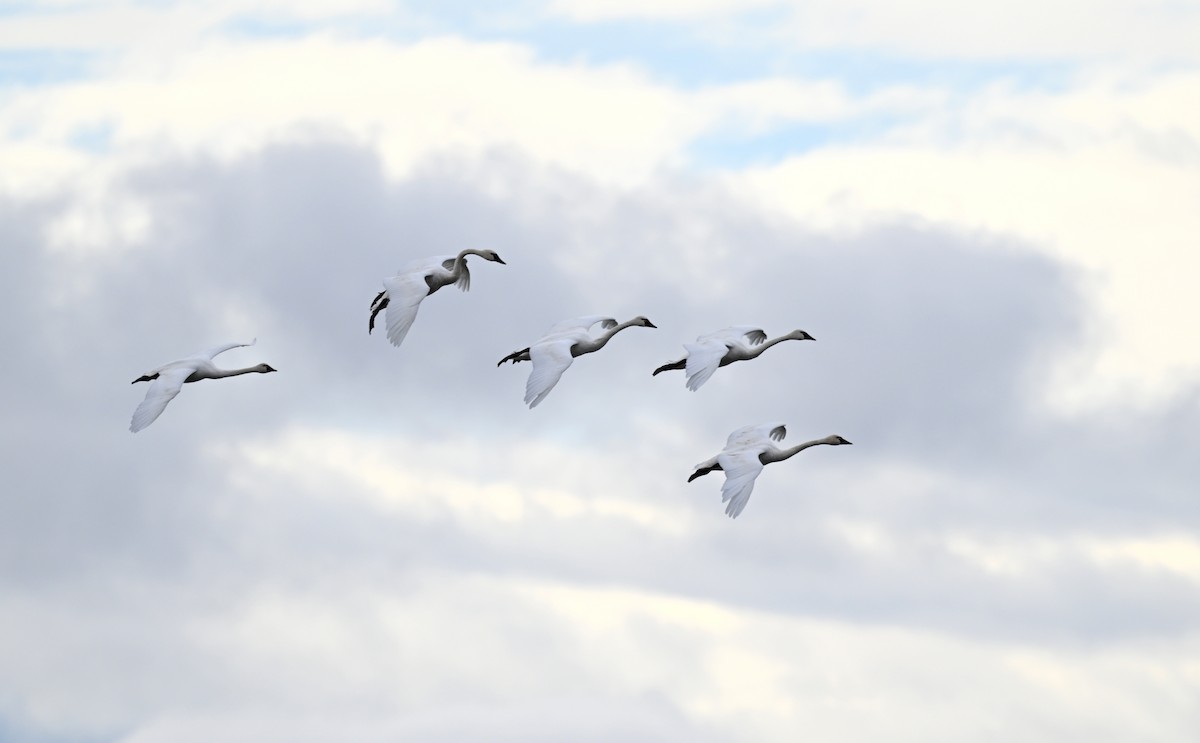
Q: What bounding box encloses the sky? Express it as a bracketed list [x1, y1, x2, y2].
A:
[1, 1, 1199, 741]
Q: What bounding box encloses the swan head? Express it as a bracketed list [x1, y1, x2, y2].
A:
[481, 249, 506, 265]
[256, 364, 278, 374]
[822, 434, 852, 445]
[789, 329, 815, 341]
[633, 316, 657, 329]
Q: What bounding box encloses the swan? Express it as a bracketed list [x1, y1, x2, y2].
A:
[129, 340, 276, 433]
[652, 326, 815, 390]
[688, 424, 851, 518]
[498, 315, 657, 408]
[369, 248, 506, 348]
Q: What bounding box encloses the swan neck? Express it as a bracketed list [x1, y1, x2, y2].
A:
[572, 320, 639, 355]
[453, 248, 489, 266]
[596, 320, 641, 345]
[762, 438, 827, 463]
[750, 334, 797, 357]
[212, 366, 263, 379]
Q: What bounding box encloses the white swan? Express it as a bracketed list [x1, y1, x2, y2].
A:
[688, 424, 851, 518]
[369, 248, 506, 348]
[653, 326, 815, 390]
[498, 315, 657, 408]
[129, 340, 276, 433]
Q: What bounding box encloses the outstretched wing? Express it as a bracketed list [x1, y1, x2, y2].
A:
[130, 366, 193, 433]
[547, 315, 618, 336]
[725, 422, 786, 448]
[525, 337, 576, 408]
[717, 447, 767, 518]
[381, 271, 433, 348]
[195, 339, 256, 361]
[683, 338, 729, 391]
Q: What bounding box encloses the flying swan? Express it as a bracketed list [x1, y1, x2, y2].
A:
[688, 423, 852, 518]
[369, 248, 506, 348]
[653, 326, 815, 390]
[498, 314, 657, 408]
[129, 339, 276, 433]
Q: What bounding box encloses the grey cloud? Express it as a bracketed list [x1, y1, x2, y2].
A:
[2, 141, 1199, 740]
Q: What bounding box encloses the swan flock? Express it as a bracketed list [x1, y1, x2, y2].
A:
[130, 250, 850, 518]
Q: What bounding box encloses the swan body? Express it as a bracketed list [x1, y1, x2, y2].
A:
[689, 425, 851, 518]
[653, 326, 815, 390]
[498, 315, 657, 408]
[369, 248, 506, 348]
[129, 340, 277, 433]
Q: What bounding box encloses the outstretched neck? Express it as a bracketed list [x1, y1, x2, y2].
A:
[761, 438, 831, 464]
[572, 320, 641, 355]
[595, 319, 643, 347]
[211, 366, 267, 379]
[749, 332, 805, 358]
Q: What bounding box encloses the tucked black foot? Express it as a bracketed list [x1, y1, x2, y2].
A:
[497, 348, 531, 366]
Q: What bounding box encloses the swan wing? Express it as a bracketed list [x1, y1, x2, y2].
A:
[726, 422, 787, 448]
[397, 255, 453, 275]
[683, 338, 728, 391]
[717, 448, 766, 519]
[547, 315, 618, 335]
[381, 271, 432, 348]
[741, 327, 768, 345]
[129, 366, 193, 433]
[524, 337, 576, 408]
[194, 339, 256, 361]
[454, 260, 471, 292]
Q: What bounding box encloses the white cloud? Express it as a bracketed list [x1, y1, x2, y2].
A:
[0, 35, 701, 191]
[6, 565, 1196, 743]
[224, 425, 698, 536]
[3, 8, 1200, 741]
[735, 71, 1200, 408]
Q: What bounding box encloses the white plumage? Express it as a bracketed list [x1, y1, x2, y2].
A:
[689, 425, 852, 518]
[369, 248, 506, 348]
[654, 326, 814, 390]
[129, 340, 277, 433]
[498, 315, 657, 408]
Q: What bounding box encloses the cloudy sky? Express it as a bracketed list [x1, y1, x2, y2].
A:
[2, 1, 1200, 741]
